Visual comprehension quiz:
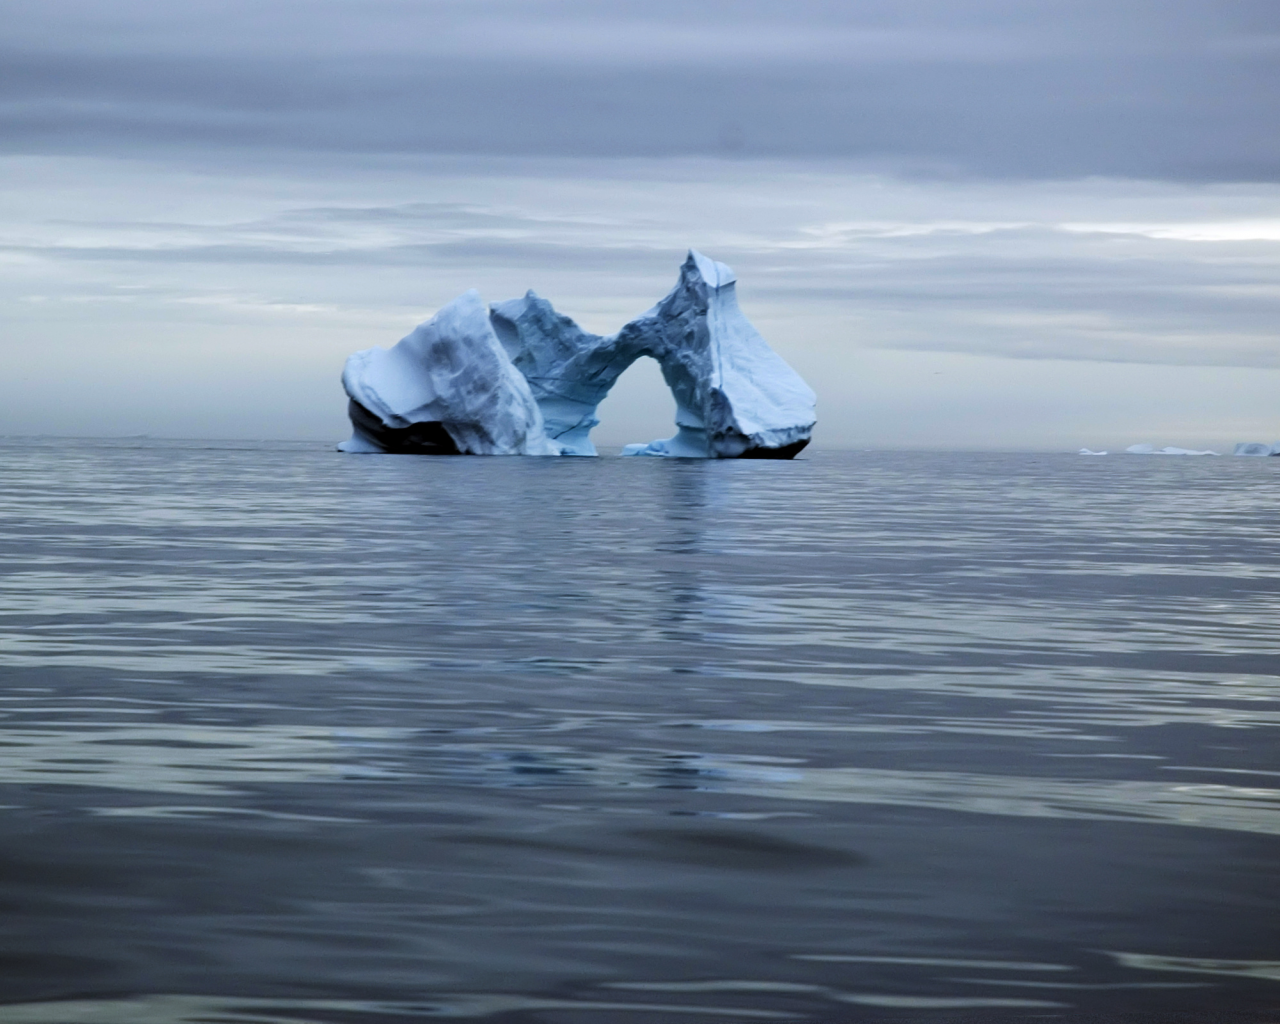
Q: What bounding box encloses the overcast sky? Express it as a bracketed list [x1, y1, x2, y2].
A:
[2, 0, 1278, 449]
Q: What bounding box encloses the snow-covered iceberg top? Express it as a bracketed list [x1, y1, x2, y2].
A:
[338, 251, 816, 459]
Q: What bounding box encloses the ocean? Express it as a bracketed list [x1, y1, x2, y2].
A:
[1, 439, 1277, 1023]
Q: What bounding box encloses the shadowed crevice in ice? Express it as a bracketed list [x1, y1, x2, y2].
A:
[339, 250, 816, 458]
[346, 399, 460, 455]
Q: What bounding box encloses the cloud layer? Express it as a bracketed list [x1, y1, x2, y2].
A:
[4, 0, 1279, 179]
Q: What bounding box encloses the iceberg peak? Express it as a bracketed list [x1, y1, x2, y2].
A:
[688, 248, 736, 290]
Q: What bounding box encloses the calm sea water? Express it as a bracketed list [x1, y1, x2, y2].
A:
[1, 440, 1277, 1023]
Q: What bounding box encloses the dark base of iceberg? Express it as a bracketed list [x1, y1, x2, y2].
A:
[347, 400, 460, 455]
[622, 436, 811, 460]
[337, 251, 816, 459]
[740, 439, 811, 459]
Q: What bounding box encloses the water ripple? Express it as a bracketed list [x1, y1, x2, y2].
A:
[1, 442, 1277, 1020]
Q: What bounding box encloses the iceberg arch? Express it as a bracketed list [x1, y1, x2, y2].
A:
[339, 251, 816, 459]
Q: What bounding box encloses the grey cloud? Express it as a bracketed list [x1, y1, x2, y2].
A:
[2, 0, 1278, 179]
[8, 190, 1278, 369]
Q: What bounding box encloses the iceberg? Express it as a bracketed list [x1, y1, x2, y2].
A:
[1125, 444, 1219, 456]
[612, 251, 817, 459]
[1233, 442, 1280, 456]
[1078, 449, 1108, 455]
[338, 251, 816, 459]
[338, 290, 559, 455]
[487, 292, 622, 458]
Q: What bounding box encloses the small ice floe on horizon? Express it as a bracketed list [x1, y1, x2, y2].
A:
[1078, 448, 1108, 455]
[1232, 442, 1280, 456]
[1125, 444, 1219, 456]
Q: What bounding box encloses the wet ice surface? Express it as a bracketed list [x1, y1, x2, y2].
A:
[0, 440, 1278, 1023]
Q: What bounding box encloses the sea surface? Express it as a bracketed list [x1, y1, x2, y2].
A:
[1, 439, 1278, 1023]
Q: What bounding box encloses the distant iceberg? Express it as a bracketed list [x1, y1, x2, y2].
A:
[1125, 444, 1219, 456]
[339, 251, 816, 459]
[1232, 442, 1280, 456]
[1078, 449, 1108, 456]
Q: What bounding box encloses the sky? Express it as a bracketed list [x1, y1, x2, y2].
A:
[2, 0, 1277, 450]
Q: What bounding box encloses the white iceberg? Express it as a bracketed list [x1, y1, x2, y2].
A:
[338, 290, 559, 455]
[1125, 444, 1219, 456]
[612, 251, 816, 459]
[339, 251, 816, 459]
[1233, 442, 1280, 456]
[1078, 449, 1108, 455]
